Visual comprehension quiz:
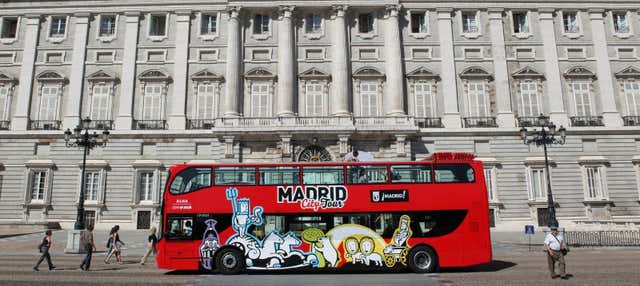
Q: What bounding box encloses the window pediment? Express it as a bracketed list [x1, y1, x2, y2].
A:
[191, 69, 224, 82]
[36, 71, 66, 83]
[406, 67, 440, 80]
[512, 66, 544, 79]
[138, 69, 171, 82]
[564, 66, 596, 79]
[353, 67, 385, 79]
[245, 68, 276, 80]
[86, 70, 118, 83]
[459, 67, 492, 80]
[0, 72, 17, 84]
[299, 68, 330, 80]
[614, 66, 640, 79]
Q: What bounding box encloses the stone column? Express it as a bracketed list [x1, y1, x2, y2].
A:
[539, 9, 569, 127]
[437, 9, 461, 128]
[224, 6, 242, 117]
[115, 12, 140, 130]
[589, 9, 623, 127]
[169, 10, 191, 130]
[330, 5, 350, 116]
[63, 13, 90, 130]
[384, 4, 405, 116]
[488, 8, 515, 127]
[12, 15, 40, 131]
[276, 6, 295, 117]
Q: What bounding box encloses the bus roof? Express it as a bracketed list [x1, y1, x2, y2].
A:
[421, 152, 477, 162]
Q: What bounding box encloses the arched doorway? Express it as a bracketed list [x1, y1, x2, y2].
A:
[297, 145, 333, 162]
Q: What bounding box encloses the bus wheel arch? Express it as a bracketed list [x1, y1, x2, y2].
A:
[214, 246, 246, 275]
[407, 244, 439, 273]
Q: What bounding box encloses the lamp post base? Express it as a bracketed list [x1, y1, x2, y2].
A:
[64, 229, 86, 254]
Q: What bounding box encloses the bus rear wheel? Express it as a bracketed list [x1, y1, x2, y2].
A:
[407, 246, 438, 273]
[216, 248, 245, 275]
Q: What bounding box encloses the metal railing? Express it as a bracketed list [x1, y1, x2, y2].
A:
[622, 116, 640, 126]
[415, 117, 443, 128]
[0, 120, 9, 130]
[29, 120, 61, 130]
[570, 116, 604, 127]
[187, 119, 216, 129]
[134, 120, 166, 130]
[518, 115, 550, 127]
[565, 231, 640, 247]
[84, 120, 113, 130]
[463, 117, 497, 128]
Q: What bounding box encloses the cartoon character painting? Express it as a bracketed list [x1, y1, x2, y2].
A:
[383, 215, 413, 267]
[302, 228, 340, 268]
[360, 237, 384, 266]
[199, 219, 220, 270]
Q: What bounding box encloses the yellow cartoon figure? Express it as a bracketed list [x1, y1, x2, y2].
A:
[343, 236, 362, 264]
[360, 237, 384, 266]
[384, 215, 413, 267]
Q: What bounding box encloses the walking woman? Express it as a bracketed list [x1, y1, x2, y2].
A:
[33, 230, 55, 271]
[140, 226, 158, 265]
[105, 225, 125, 264]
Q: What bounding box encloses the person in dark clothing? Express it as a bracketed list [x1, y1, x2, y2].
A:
[140, 226, 158, 265]
[105, 225, 125, 264]
[34, 230, 55, 271]
[80, 225, 96, 271]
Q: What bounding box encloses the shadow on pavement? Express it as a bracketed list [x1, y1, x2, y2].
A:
[441, 260, 516, 273]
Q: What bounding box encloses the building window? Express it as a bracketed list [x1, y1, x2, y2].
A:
[583, 166, 607, 200]
[29, 170, 48, 202]
[253, 14, 269, 35]
[527, 168, 547, 202]
[49, 16, 67, 38]
[484, 167, 497, 202]
[305, 81, 324, 116]
[571, 81, 594, 117]
[142, 84, 163, 120]
[250, 81, 271, 117]
[148, 14, 167, 37]
[410, 12, 428, 34]
[90, 83, 111, 121]
[358, 13, 374, 34]
[99, 15, 117, 37]
[0, 17, 18, 39]
[623, 80, 640, 116]
[513, 12, 529, 34]
[414, 81, 435, 118]
[519, 80, 541, 117]
[613, 12, 630, 34]
[38, 84, 61, 121]
[563, 12, 580, 34]
[195, 82, 216, 119]
[305, 13, 322, 34]
[0, 85, 11, 121]
[467, 81, 489, 117]
[138, 171, 155, 203]
[84, 171, 102, 202]
[462, 12, 479, 34]
[359, 80, 378, 116]
[201, 13, 217, 35]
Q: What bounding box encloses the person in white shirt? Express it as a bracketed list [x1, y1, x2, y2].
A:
[543, 226, 568, 279]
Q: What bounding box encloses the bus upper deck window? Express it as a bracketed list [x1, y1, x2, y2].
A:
[214, 167, 256, 185]
[390, 164, 432, 183]
[434, 164, 475, 183]
[303, 166, 344, 185]
[169, 167, 212, 194]
[259, 167, 300, 185]
[347, 165, 387, 184]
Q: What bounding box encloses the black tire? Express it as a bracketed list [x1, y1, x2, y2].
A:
[407, 245, 438, 273]
[216, 248, 245, 275]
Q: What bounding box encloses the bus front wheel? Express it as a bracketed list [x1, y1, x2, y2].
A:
[216, 248, 245, 275]
[407, 245, 438, 273]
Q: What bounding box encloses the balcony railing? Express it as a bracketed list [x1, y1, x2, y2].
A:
[517, 115, 550, 127]
[415, 117, 443, 128]
[570, 116, 604, 127]
[0, 120, 9, 130]
[187, 119, 216, 129]
[463, 117, 497, 128]
[622, 116, 640, 126]
[134, 120, 166, 130]
[84, 119, 113, 130]
[29, 120, 61, 130]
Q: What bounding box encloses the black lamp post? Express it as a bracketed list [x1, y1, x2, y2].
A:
[519, 114, 566, 228]
[64, 117, 110, 230]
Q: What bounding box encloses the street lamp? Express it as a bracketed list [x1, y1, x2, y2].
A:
[64, 117, 110, 231]
[520, 114, 566, 228]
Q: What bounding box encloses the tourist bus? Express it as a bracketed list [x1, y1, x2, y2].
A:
[156, 152, 491, 274]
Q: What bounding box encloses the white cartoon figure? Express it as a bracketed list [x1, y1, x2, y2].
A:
[315, 236, 339, 267]
[226, 188, 263, 238]
[383, 215, 413, 267]
[199, 219, 220, 270]
[360, 237, 383, 266]
[280, 232, 319, 266]
[344, 236, 363, 264]
[260, 232, 285, 268]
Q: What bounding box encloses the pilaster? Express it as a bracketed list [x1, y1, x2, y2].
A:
[384, 4, 405, 116]
[488, 9, 515, 127]
[538, 10, 569, 127]
[276, 6, 295, 117]
[12, 15, 41, 131]
[330, 5, 351, 116]
[116, 12, 140, 130]
[436, 8, 461, 128]
[63, 13, 90, 130]
[169, 10, 191, 130]
[224, 6, 242, 118]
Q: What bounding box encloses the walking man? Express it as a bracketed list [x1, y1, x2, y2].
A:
[33, 230, 55, 271]
[544, 226, 568, 280]
[80, 225, 96, 271]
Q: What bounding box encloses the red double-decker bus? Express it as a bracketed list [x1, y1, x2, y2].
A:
[156, 152, 491, 274]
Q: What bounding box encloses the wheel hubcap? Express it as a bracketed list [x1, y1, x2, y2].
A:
[222, 253, 237, 269]
[414, 251, 432, 270]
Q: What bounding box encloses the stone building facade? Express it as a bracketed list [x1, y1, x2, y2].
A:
[0, 0, 639, 231]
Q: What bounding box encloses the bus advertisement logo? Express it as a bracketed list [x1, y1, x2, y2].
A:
[370, 190, 409, 202]
[277, 185, 348, 211]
